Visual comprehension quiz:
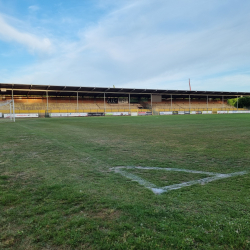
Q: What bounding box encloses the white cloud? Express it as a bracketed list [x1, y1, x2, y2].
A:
[3, 1, 250, 91]
[0, 14, 53, 53]
[28, 5, 40, 12]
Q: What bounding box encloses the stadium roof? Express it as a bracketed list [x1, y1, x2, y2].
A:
[0, 83, 249, 98]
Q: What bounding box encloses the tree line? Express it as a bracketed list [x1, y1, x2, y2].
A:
[227, 96, 250, 109]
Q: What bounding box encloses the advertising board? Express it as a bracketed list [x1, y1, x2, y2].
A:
[190, 111, 202, 114]
[238, 111, 250, 113]
[50, 113, 88, 117]
[105, 112, 129, 116]
[224, 111, 250, 114]
[159, 111, 172, 115]
[184, 111, 190, 114]
[88, 112, 105, 116]
[202, 111, 212, 114]
[217, 111, 228, 114]
[138, 112, 152, 116]
[178, 111, 185, 115]
[4, 113, 39, 118]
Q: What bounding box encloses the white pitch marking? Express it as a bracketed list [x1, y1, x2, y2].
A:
[117, 169, 157, 189]
[110, 166, 248, 195]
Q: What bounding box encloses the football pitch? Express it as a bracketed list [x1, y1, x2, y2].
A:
[1, 114, 250, 249]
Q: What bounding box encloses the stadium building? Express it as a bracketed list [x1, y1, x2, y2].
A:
[0, 83, 249, 118]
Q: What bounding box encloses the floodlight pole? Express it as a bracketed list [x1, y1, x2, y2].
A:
[207, 95, 208, 110]
[237, 96, 238, 111]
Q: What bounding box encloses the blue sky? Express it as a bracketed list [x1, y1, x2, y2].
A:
[0, 0, 250, 91]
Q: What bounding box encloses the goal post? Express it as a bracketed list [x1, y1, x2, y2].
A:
[0, 99, 15, 122]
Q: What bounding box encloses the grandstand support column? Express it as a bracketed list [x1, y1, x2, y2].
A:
[129, 93, 130, 113]
[104, 93, 106, 113]
[189, 95, 191, 111]
[171, 95, 172, 111]
[207, 95, 208, 110]
[77, 92, 79, 113]
[46, 91, 48, 113]
[12, 89, 14, 122]
[222, 95, 224, 109]
[151, 94, 152, 112]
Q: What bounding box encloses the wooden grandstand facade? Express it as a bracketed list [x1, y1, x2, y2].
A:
[0, 83, 249, 116]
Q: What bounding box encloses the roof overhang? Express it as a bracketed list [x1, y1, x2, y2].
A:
[0, 83, 249, 99]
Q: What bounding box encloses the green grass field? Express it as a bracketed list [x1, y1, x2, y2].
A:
[1, 114, 250, 249]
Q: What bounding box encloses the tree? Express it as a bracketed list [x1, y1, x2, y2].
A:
[237, 97, 250, 108]
[228, 97, 250, 109]
[227, 98, 237, 107]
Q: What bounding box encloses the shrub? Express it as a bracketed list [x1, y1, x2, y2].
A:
[227, 98, 237, 107]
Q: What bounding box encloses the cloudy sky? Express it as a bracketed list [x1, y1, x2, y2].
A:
[0, 0, 250, 91]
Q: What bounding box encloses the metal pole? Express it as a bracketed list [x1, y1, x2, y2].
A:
[207, 95, 208, 110]
[46, 91, 48, 113]
[189, 95, 191, 111]
[13, 99, 15, 122]
[151, 94, 152, 110]
[77, 92, 79, 112]
[237, 96, 238, 111]
[222, 95, 224, 109]
[104, 93, 106, 114]
[11, 90, 14, 121]
[171, 94, 172, 111]
[10, 101, 12, 121]
[129, 93, 130, 114]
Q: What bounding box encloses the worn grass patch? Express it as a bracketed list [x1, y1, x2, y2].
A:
[1, 114, 250, 249]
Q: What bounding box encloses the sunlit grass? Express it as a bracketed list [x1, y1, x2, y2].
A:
[0, 114, 250, 249]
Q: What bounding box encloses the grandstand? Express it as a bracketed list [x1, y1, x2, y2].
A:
[0, 83, 249, 117]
